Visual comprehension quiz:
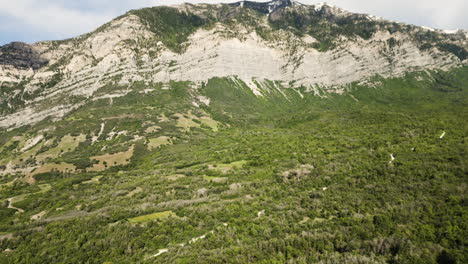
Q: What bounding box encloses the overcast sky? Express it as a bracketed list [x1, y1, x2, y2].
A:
[1, 0, 467, 45]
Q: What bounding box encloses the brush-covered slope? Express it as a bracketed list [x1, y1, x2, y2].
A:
[0, 1, 467, 263]
[0, 67, 467, 263]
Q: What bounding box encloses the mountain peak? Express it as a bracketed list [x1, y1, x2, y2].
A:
[227, 0, 351, 16]
[0, 0, 467, 129]
[266, 0, 295, 12]
[230, 0, 298, 14]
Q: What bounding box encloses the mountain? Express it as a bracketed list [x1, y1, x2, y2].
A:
[1, 0, 467, 128]
[0, 1, 467, 263]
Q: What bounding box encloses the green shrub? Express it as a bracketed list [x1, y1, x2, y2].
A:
[131, 7, 209, 53]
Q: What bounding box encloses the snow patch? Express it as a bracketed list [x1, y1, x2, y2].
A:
[443, 29, 459, 34]
[314, 2, 334, 11]
[292, 0, 304, 6]
[367, 15, 383, 21]
[268, 0, 282, 13]
[422, 26, 435, 32]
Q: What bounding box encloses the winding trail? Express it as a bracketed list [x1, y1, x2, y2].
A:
[7, 198, 24, 213]
[5, 184, 51, 214]
[146, 223, 228, 260]
[150, 249, 168, 258]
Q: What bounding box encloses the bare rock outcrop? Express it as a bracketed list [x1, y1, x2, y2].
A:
[0, 1, 466, 130]
[0, 42, 48, 70]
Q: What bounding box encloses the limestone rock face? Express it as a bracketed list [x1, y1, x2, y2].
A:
[0, 1, 467, 130]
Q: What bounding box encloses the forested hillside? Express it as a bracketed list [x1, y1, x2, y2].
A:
[0, 66, 466, 263]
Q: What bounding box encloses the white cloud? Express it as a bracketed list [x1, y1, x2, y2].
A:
[320, 0, 468, 30]
[0, 0, 115, 37]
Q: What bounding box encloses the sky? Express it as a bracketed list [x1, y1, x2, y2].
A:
[0, 0, 467, 45]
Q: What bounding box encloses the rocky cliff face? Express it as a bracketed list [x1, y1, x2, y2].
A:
[0, 0, 467, 130]
[0, 42, 48, 70]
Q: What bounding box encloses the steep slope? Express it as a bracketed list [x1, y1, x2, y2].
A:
[0, 0, 467, 129]
[0, 67, 466, 263]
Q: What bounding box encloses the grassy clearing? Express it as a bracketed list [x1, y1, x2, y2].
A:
[0, 136, 24, 156]
[30, 163, 76, 176]
[2, 136, 24, 147]
[167, 174, 185, 181]
[174, 111, 219, 132]
[9, 140, 47, 167]
[203, 175, 228, 183]
[199, 116, 219, 131]
[147, 136, 172, 150]
[0, 179, 17, 189]
[126, 187, 143, 197]
[89, 145, 134, 171]
[174, 112, 200, 131]
[37, 184, 52, 193]
[144, 125, 161, 133]
[82, 176, 103, 184]
[36, 134, 86, 162]
[158, 114, 169, 122]
[128, 211, 175, 223]
[208, 160, 248, 173]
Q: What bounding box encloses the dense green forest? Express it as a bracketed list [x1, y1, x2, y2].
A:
[0, 67, 467, 263]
